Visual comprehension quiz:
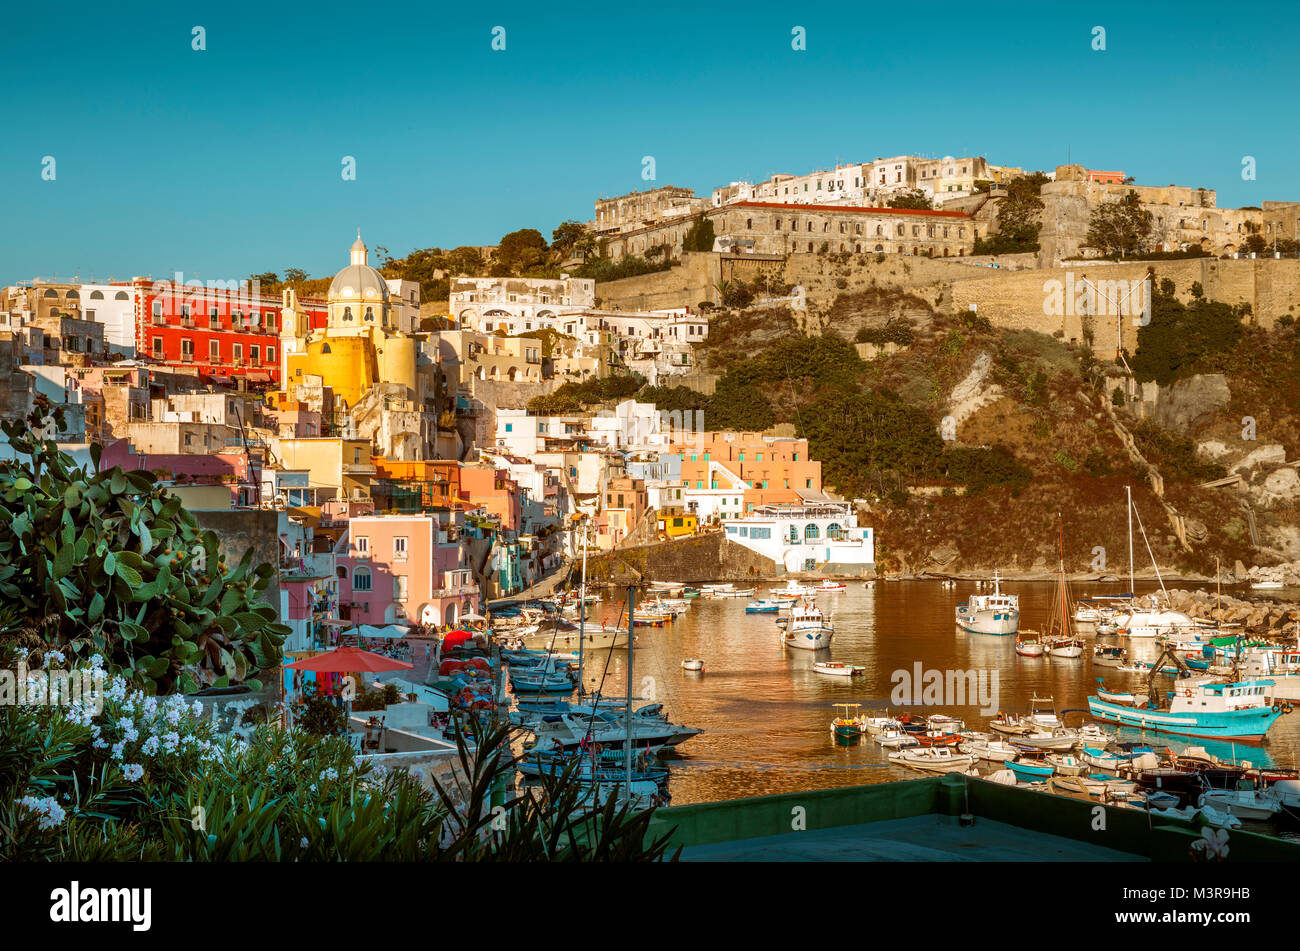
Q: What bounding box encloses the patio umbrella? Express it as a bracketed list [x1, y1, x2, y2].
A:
[442, 629, 475, 650]
[285, 646, 414, 672]
[459, 612, 487, 623]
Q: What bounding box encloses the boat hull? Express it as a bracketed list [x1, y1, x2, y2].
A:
[956, 606, 1020, 635]
[1087, 696, 1282, 740]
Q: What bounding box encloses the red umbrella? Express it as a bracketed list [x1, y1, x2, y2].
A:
[442, 629, 474, 650]
[285, 646, 413, 672]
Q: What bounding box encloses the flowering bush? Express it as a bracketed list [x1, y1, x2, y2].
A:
[1, 654, 676, 861]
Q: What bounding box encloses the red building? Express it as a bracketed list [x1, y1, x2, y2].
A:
[128, 277, 327, 387]
[1086, 169, 1127, 184]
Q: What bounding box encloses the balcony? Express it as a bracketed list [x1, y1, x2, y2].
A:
[343, 461, 377, 475]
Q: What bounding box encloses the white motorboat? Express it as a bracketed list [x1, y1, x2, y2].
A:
[814, 661, 864, 677]
[875, 729, 919, 749]
[681, 658, 704, 672]
[888, 747, 976, 773]
[927, 713, 966, 733]
[1250, 579, 1284, 591]
[1199, 788, 1282, 821]
[1078, 724, 1115, 746]
[813, 579, 847, 591]
[954, 569, 1019, 635]
[772, 579, 816, 599]
[862, 716, 900, 736]
[781, 599, 834, 650]
[1045, 753, 1088, 776]
[1016, 729, 1080, 751]
[960, 736, 1020, 762]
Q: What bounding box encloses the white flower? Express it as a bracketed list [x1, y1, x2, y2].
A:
[299, 836, 309, 848]
[191, 700, 204, 717]
[122, 763, 144, 782]
[141, 736, 160, 756]
[161, 732, 180, 754]
[110, 741, 126, 760]
[43, 650, 66, 667]
[319, 767, 339, 782]
[123, 728, 139, 743]
[92, 738, 108, 749]
[17, 795, 66, 830]
[89, 653, 105, 669]
[1193, 826, 1231, 860]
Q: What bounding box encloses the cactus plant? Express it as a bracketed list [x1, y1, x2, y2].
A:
[0, 397, 287, 694]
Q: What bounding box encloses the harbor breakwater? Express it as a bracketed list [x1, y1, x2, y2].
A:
[1164, 588, 1300, 638]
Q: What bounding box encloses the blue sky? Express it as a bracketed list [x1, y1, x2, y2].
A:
[2, 0, 1297, 284]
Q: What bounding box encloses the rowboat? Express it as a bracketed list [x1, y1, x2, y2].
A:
[1047, 636, 1085, 659]
[1048, 774, 1138, 803]
[814, 661, 864, 677]
[1015, 633, 1045, 657]
[745, 600, 782, 613]
[681, 658, 704, 672]
[1005, 758, 1055, 782]
[875, 729, 920, 749]
[914, 730, 962, 747]
[862, 716, 900, 736]
[928, 713, 966, 733]
[887, 747, 976, 773]
[1094, 679, 1139, 705]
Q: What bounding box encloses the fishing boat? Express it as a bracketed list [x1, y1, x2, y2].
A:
[681, 658, 704, 672]
[1250, 578, 1284, 591]
[813, 579, 847, 591]
[1048, 774, 1137, 803]
[745, 599, 782, 613]
[632, 609, 673, 627]
[914, 730, 963, 747]
[1015, 632, 1045, 657]
[1048, 636, 1085, 659]
[887, 747, 976, 773]
[830, 703, 867, 738]
[927, 713, 966, 733]
[780, 599, 834, 650]
[814, 661, 864, 677]
[1078, 724, 1115, 746]
[954, 569, 1019, 635]
[1015, 729, 1081, 751]
[1089, 677, 1287, 740]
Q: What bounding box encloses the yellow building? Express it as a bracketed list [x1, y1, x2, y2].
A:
[270, 437, 376, 500]
[657, 512, 698, 539]
[277, 234, 423, 409]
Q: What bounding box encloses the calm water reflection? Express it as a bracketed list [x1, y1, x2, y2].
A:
[566, 581, 1300, 806]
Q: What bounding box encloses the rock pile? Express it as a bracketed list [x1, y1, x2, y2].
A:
[1165, 588, 1300, 637]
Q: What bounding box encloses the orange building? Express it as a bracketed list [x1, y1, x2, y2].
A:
[672, 432, 821, 514]
[599, 476, 648, 549]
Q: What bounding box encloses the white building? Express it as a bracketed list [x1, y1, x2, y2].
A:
[682, 461, 748, 523]
[452, 276, 595, 334]
[723, 501, 875, 573]
[80, 284, 138, 358]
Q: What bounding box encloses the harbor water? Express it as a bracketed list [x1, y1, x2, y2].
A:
[556, 581, 1300, 807]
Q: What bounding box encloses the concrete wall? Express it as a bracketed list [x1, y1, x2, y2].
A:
[584, 531, 779, 585]
[194, 508, 282, 609]
[596, 253, 720, 312]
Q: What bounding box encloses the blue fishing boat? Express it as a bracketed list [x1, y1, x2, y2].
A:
[745, 600, 781, 614]
[1087, 679, 1285, 740]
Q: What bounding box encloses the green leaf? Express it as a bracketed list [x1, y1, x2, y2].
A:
[114, 562, 143, 588]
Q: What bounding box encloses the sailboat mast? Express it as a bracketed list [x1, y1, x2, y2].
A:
[1059, 513, 1069, 638]
[577, 518, 588, 696]
[1126, 485, 1134, 596]
[625, 584, 635, 804]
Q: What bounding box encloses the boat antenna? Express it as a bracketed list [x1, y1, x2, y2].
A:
[577, 517, 588, 697]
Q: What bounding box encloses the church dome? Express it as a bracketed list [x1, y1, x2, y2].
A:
[328, 232, 390, 302]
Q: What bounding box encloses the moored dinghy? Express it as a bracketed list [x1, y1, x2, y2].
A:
[814, 661, 864, 677]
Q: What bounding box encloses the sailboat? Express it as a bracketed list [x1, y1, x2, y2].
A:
[1038, 514, 1084, 658]
[1111, 486, 1196, 638]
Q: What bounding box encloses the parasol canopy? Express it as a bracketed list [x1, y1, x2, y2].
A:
[442, 629, 476, 650]
[285, 646, 414, 673]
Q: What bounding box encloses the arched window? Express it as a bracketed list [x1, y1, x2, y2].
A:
[65, 290, 79, 300]
[89, 290, 104, 300]
[321, 343, 332, 354]
[804, 523, 820, 541]
[43, 289, 58, 298]
[115, 291, 129, 300]
[336, 566, 347, 579]
[364, 307, 374, 321]
[343, 307, 353, 321]
[896, 224, 905, 236]
[827, 523, 843, 540]
[353, 567, 372, 591]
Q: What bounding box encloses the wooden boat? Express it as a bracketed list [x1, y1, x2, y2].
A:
[814, 661, 864, 677]
[1015, 632, 1045, 657]
[862, 716, 900, 736]
[927, 713, 966, 733]
[745, 600, 781, 613]
[681, 658, 704, 672]
[1094, 679, 1138, 705]
[1200, 788, 1281, 821]
[1093, 644, 1128, 667]
[875, 729, 920, 749]
[830, 703, 867, 738]
[914, 730, 962, 747]
[1047, 636, 1085, 659]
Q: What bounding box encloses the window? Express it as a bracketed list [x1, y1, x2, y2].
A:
[233, 343, 243, 364]
[250, 345, 259, 363]
[394, 575, 408, 601]
[394, 536, 408, 561]
[355, 536, 369, 558]
[267, 346, 275, 362]
[153, 338, 163, 357]
[353, 567, 372, 590]
[181, 339, 194, 359]
[209, 340, 220, 361]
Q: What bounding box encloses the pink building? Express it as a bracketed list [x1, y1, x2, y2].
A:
[336, 514, 480, 627]
[458, 464, 522, 533]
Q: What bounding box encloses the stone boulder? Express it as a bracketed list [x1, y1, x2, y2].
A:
[1232, 443, 1288, 474]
